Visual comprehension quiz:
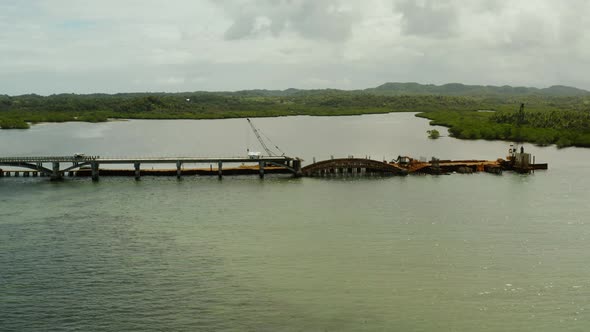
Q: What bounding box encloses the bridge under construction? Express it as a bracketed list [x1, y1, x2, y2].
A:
[0, 151, 547, 181]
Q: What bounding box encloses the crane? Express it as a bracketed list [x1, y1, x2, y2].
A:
[517, 103, 526, 126]
[246, 118, 285, 156]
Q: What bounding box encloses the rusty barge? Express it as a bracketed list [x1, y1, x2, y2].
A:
[301, 146, 547, 177]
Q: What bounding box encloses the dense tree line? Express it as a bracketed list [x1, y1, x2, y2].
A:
[419, 107, 590, 148]
[1, 91, 590, 147]
[0, 92, 481, 129]
[492, 109, 590, 131]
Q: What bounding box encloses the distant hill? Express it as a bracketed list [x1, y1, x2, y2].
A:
[4, 82, 589, 98]
[221, 82, 590, 98]
[364, 82, 590, 97]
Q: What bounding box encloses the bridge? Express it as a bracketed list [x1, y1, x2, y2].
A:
[302, 158, 407, 177]
[0, 156, 302, 181]
[0, 154, 548, 181]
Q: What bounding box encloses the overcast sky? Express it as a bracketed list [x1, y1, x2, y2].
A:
[1, 0, 590, 95]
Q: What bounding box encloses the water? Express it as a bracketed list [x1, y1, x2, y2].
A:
[1, 113, 590, 331]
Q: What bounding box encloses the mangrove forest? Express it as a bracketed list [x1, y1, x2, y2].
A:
[1, 82, 590, 148]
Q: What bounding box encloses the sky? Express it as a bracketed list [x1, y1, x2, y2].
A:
[1, 0, 590, 95]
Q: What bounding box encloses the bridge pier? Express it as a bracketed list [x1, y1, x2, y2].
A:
[259, 161, 265, 179]
[176, 161, 182, 179]
[91, 162, 99, 182]
[50, 162, 63, 181]
[294, 159, 302, 177]
[218, 161, 223, 179]
[134, 162, 141, 180]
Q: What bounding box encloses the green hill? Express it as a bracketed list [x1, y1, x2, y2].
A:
[218, 82, 590, 98]
[364, 82, 590, 97]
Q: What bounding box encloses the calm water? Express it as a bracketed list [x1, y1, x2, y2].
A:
[1, 114, 590, 331]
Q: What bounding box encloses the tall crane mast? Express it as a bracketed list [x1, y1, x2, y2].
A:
[246, 118, 284, 156]
[517, 103, 526, 126]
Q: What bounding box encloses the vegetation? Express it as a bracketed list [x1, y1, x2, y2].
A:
[427, 129, 440, 139]
[1, 82, 590, 148]
[365, 82, 590, 97]
[417, 107, 590, 148]
[0, 92, 481, 125]
[0, 118, 30, 129]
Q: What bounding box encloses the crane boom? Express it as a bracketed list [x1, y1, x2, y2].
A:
[247, 118, 275, 156]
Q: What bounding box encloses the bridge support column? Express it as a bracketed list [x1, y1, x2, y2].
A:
[218, 161, 223, 180]
[134, 162, 141, 180]
[91, 162, 99, 182]
[259, 161, 265, 179]
[293, 159, 302, 177]
[51, 162, 62, 181]
[176, 161, 182, 179]
[36, 163, 46, 177]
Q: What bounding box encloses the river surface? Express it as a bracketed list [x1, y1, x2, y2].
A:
[1, 113, 590, 331]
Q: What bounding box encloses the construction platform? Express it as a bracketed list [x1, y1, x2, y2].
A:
[301, 150, 547, 177]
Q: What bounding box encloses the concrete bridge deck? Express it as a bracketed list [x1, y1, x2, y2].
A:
[0, 156, 296, 163]
[0, 156, 302, 181]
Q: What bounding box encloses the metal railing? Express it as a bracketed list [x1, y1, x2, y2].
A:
[0, 155, 293, 163]
[0, 156, 100, 162]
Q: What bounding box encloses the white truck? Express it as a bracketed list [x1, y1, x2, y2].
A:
[248, 151, 262, 159]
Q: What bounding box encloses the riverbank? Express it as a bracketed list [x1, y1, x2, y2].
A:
[417, 110, 590, 148]
[2, 91, 589, 148]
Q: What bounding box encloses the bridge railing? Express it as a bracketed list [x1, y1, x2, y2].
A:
[0, 156, 100, 162]
[0, 155, 294, 163]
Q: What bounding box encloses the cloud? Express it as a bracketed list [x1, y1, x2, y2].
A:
[224, 16, 257, 40]
[219, 0, 359, 42]
[394, 0, 459, 38]
[1, 0, 590, 95]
